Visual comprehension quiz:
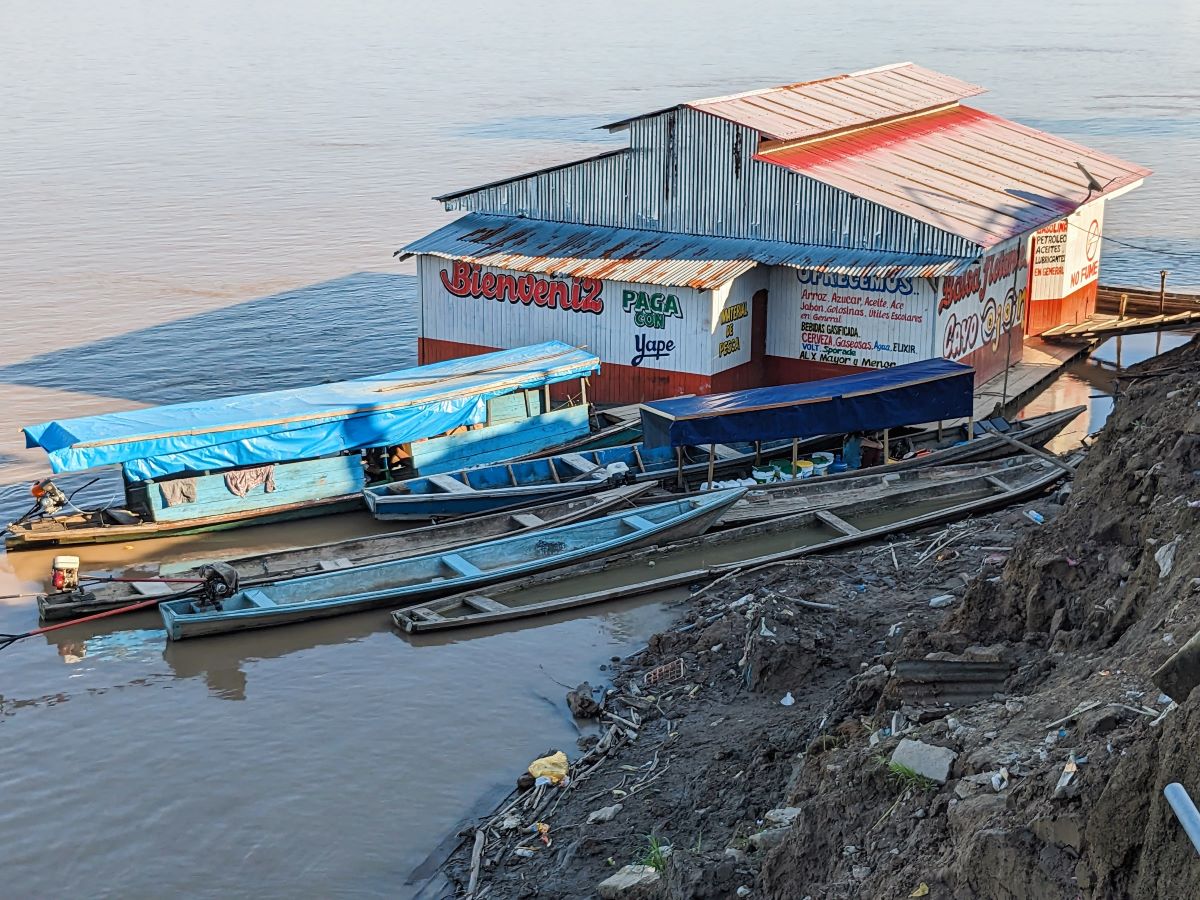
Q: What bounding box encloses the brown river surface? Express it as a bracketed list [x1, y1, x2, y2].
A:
[2, 1, 1199, 895]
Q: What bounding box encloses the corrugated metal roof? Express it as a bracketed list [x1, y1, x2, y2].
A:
[757, 105, 1151, 248]
[605, 62, 985, 141]
[399, 213, 975, 289]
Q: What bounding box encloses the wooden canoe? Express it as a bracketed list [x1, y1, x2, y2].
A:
[393, 454, 1076, 633]
[671, 405, 1086, 492]
[38, 483, 656, 622]
[159, 487, 745, 640]
[363, 438, 800, 521]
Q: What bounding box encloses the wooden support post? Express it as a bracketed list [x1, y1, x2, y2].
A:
[937, 420, 943, 442]
[1161, 270, 1168, 315]
[1120, 292, 1129, 321]
[883, 428, 890, 463]
[967, 414, 975, 441]
[580, 376, 588, 409]
[706, 444, 716, 490]
[543, 384, 551, 412]
[676, 447, 684, 490]
[791, 438, 799, 475]
[754, 440, 761, 465]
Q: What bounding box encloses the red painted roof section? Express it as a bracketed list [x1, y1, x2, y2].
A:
[756, 105, 1152, 248]
[686, 63, 985, 142]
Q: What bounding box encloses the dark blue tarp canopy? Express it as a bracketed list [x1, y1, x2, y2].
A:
[639, 358, 975, 448]
[24, 342, 599, 480]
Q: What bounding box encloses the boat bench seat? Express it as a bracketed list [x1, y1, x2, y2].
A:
[511, 513, 545, 529]
[559, 453, 598, 474]
[463, 595, 507, 613]
[621, 514, 657, 531]
[243, 589, 277, 608]
[442, 553, 484, 578]
[427, 474, 474, 494]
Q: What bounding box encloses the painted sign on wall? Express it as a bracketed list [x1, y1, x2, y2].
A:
[1030, 199, 1105, 302]
[708, 270, 762, 373]
[766, 269, 936, 370]
[420, 258, 712, 375]
[936, 237, 1028, 361]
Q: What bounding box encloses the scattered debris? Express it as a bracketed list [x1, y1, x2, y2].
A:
[890, 739, 957, 785]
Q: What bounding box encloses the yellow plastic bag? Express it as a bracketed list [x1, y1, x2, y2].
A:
[528, 751, 569, 785]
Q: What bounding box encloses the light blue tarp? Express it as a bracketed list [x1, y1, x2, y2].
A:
[23, 342, 599, 481]
[640, 358, 974, 448]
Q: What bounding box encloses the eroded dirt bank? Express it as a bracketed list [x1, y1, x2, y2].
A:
[431, 336, 1200, 900]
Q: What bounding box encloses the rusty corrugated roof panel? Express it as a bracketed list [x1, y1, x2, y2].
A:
[757, 105, 1152, 248]
[399, 214, 976, 289]
[605, 62, 985, 141]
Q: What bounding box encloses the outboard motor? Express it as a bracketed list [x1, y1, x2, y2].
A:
[195, 563, 241, 610]
[51, 555, 81, 592]
[31, 479, 68, 516]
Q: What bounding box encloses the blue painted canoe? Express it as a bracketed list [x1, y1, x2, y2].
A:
[363, 438, 793, 521]
[160, 487, 745, 640]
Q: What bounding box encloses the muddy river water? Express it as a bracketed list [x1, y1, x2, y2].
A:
[2, 1, 1199, 895]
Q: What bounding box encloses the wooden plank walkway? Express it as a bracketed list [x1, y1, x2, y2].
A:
[970, 339, 1089, 420]
[1042, 311, 1200, 342]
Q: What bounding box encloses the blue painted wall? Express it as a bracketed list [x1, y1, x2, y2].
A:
[142, 455, 365, 523]
[411, 406, 589, 476]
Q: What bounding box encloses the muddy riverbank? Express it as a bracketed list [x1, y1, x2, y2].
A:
[435, 336, 1200, 899]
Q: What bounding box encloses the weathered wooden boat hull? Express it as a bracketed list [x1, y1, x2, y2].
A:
[364, 438, 797, 521]
[713, 456, 1058, 526]
[393, 455, 1075, 633]
[673, 405, 1085, 493]
[38, 483, 656, 621]
[5, 492, 363, 549]
[160, 489, 744, 640]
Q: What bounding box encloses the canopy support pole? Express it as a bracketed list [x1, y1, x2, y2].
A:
[967, 414, 975, 441]
[754, 441, 761, 465]
[706, 445, 716, 490]
[580, 377, 588, 410]
[791, 438, 799, 475]
[676, 447, 684, 490]
[883, 429, 890, 463]
[937, 420, 943, 442]
[543, 384, 551, 413]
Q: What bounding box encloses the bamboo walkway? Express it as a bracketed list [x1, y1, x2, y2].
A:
[1042, 311, 1200, 342]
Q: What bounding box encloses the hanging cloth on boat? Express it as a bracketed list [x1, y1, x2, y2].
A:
[224, 464, 276, 498]
[159, 477, 198, 507]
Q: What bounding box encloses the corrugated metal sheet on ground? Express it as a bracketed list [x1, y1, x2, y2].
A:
[757, 105, 1151, 249]
[400, 213, 976, 288]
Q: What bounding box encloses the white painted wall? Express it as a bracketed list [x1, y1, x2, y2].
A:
[709, 268, 767, 373]
[418, 256, 715, 374]
[766, 267, 938, 369]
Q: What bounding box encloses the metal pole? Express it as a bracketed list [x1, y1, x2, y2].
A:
[1160, 270, 1168, 315]
[1164, 783, 1200, 856]
[706, 444, 716, 490]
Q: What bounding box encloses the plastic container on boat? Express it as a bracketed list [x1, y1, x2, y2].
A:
[810, 452, 834, 476]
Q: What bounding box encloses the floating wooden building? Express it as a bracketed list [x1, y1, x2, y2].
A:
[402, 63, 1150, 404]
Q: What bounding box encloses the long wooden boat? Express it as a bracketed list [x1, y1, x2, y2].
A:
[159, 488, 745, 640]
[7, 343, 600, 550]
[669, 405, 1085, 493]
[362, 439, 781, 521]
[713, 455, 1057, 527]
[393, 454, 1076, 633]
[38, 483, 656, 622]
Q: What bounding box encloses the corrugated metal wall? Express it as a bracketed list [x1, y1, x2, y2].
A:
[443, 108, 981, 258]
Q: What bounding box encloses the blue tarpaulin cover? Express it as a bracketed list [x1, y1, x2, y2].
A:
[23, 342, 599, 481]
[639, 358, 975, 448]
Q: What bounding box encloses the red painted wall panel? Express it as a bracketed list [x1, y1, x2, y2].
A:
[1026, 281, 1098, 336]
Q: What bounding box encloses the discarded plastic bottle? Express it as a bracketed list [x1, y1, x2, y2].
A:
[1025, 510, 1045, 525]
